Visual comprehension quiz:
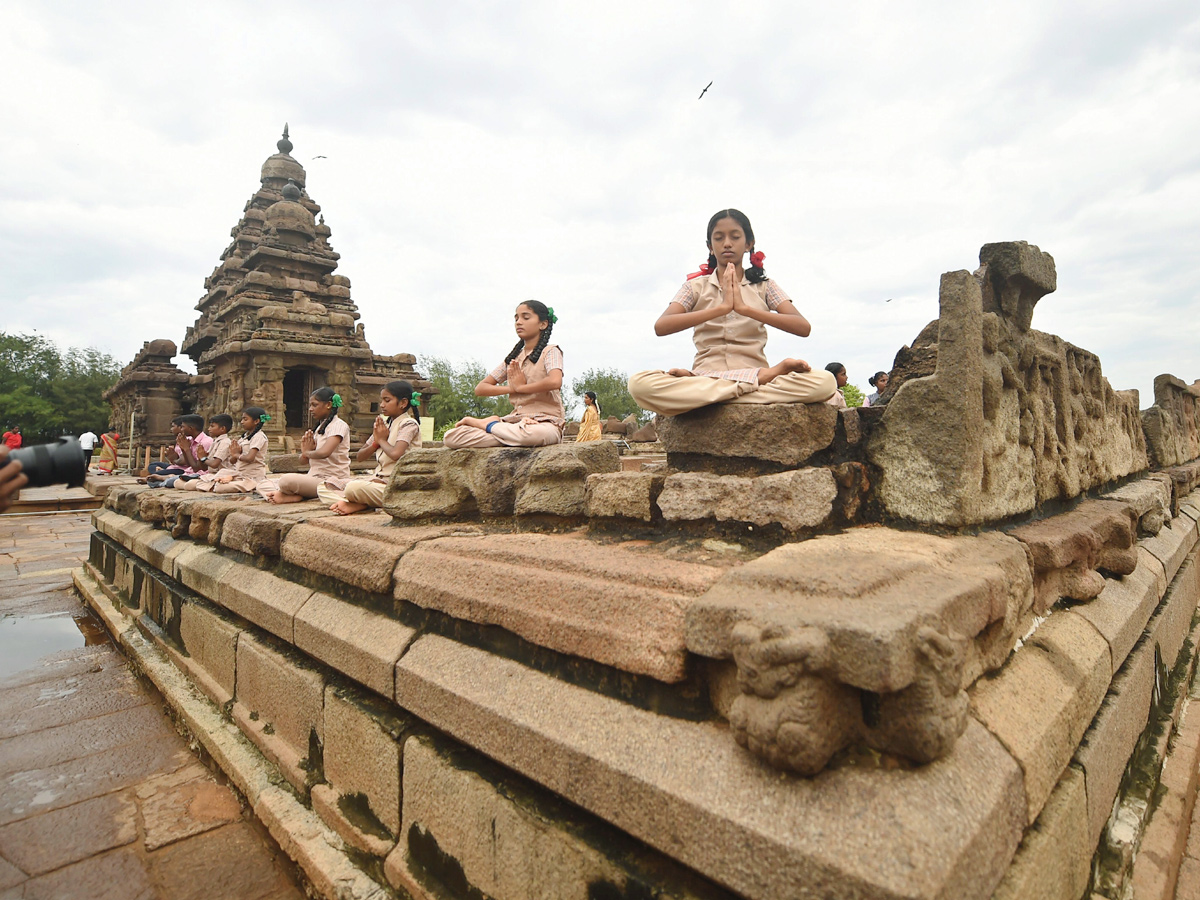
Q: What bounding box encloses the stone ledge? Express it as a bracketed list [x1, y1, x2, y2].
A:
[970, 612, 1110, 825]
[656, 402, 839, 468]
[1071, 547, 1166, 676]
[393, 532, 727, 683]
[1006, 499, 1138, 614]
[657, 469, 837, 532]
[393, 634, 1026, 900]
[281, 518, 480, 595]
[1138, 510, 1198, 585]
[294, 593, 416, 699]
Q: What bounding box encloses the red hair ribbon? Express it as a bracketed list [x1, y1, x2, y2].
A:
[686, 261, 714, 280]
[750, 251, 765, 268]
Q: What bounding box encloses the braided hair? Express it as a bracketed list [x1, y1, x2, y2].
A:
[383, 380, 420, 423]
[706, 208, 768, 284]
[504, 300, 555, 366]
[310, 387, 340, 435]
[241, 407, 267, 440]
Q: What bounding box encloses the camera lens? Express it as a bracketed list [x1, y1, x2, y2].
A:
[7, 437, 88, 488]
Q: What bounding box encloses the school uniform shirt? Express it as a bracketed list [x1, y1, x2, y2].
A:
[195, 434, 233, 482]
[670, 274, 793, 382]
[373, 414, 421, 480]
[176, 433, 214, 475]
[488, 344, 565, 424]
[232, 430, 269, 482]
[307, 416, 352, 488]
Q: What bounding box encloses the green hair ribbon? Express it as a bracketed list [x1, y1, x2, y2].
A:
[330, 393, 343, 408]
[546, 306, 558, 325]
[411, 391, 421, 408]
[260, 413, 271, 423]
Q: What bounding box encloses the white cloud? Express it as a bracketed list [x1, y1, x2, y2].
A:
[1, 0, 1197, 410]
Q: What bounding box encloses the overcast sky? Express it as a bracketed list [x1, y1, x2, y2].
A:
[2, 1, 1197, 415]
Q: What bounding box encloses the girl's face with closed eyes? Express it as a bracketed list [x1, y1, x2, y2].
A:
[379, 389, 405, 418]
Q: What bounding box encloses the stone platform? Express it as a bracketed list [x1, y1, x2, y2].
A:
[73, 452, 1200, 899]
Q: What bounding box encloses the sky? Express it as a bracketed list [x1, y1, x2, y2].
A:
[2, 1, 1198, 415]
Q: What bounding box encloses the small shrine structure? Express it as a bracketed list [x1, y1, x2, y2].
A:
[105, 126, 427, 458]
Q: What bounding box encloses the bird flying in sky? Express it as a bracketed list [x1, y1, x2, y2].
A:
[313, 155, 327, 159]
[698, 81, 713, 99]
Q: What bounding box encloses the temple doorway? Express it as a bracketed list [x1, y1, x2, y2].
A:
[282, 368, 326, 433]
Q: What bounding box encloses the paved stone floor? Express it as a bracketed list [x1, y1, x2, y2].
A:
[0, 512, 305, 900]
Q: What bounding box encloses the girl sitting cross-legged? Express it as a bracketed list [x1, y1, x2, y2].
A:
[320, 380, 422, 515]
[442, 300, 565, 448]
[627, 208, 836, 416]
[261, 388, 351, 504]
[211, 407, 271, 494]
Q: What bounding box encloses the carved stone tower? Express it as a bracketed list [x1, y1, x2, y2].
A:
[175, 125, 428, 447]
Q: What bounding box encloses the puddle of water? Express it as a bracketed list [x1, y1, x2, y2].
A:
[0, 610, 110, 679]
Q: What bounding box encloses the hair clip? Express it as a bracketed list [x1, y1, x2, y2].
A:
[687, 262, 714, 279]
[330, 393, 343, 408]
[260, 414, 272, 423]
[750, 251, 765, 268]
[411, 391, 422, 408]
[546, 306, 558, 325]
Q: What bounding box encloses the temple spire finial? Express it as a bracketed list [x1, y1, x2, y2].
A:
[277, 123, 293, 155]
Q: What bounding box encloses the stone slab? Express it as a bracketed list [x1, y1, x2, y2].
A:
[1141, 512, 1199, 585]
[656, 401, 839, 467]
[969, 611, 1110, 824]
[394, 634, 1025, 900]
[1074, 636, 1156, 847]
[1147, 555, 1200, 672]
[174, 545, 237, 601]
[657, 469, 837, 531]
[215, 562, 313, 643]
[294, 592, 416, 698]
[991, 765, 1089, 900]
[282, 519, 477, 595]
[585, 471, 663, 521]
[178, 600, 241, 707]
[687, 528, 1034, 692]
[388, 733, 721, 900]
[0, 791, 137, 875]
[395, 533, 726, 683]
[322, 685, 409, 839]
[1103, 475, 1172, 535]
[233, 634, 324, 793]
[1072, 547, 1167, 675]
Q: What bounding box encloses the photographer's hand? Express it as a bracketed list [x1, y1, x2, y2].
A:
[0, 447, 28, 514]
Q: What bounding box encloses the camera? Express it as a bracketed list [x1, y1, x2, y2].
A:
[5, 437, 88, 488]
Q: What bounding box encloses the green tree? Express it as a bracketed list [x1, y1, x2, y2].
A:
[419, 356, 513, 439]
[569, 367, 648, 424]
[0, 332, 120, 442]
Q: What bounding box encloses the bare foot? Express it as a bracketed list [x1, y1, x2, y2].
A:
[331, 500, 369, 515]
[667, 368, 694, 378]
[267, 492, 305, 504]
[758, 358, 811, 385]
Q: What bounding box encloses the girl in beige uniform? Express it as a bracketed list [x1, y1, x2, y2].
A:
[212, 408, 270, 493]
[443, 301, 565, 448]
[627, 208, 836, 416]
[321, 380, 422, 515]
[261, 388, 352, 503]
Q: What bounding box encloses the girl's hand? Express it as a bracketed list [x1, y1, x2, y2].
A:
[228, 440, 241, 461]
[507, 360, 527, 393]
[719, 263, 738, 315]
[727, 263, 752, 315]
[300, 430, 316, 453]
[216, 473, 234, 484]
[372, 416, 390, 443]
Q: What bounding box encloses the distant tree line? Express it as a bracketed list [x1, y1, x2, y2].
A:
[418, 358, 649, 438]
[0, 332, 121, 443]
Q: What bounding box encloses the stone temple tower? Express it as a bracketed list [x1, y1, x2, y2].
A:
[107, 126, 428, 457]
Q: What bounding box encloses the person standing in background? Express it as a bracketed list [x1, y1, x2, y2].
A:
[79, 430, 98, 468]
[3, 426, 21, 450]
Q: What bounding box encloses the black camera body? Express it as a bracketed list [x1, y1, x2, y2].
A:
[6, 437, 88, 488]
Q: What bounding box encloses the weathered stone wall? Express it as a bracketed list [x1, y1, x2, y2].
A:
[868, 242, 1148, 526]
